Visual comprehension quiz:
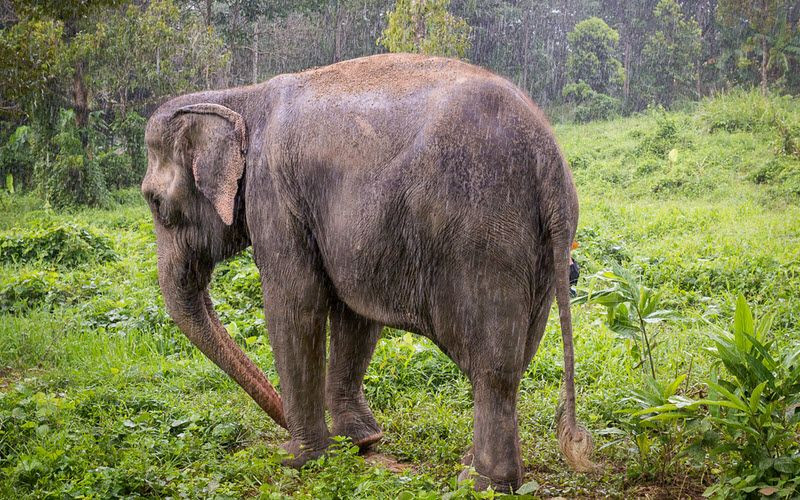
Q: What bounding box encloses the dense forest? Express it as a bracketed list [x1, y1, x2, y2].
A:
[1, 0, 799, 206]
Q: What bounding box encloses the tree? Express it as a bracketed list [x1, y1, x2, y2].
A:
[640, 0, 702, 106]
[717, 0, 797, 94]
[86, 0, 229, 113]
[0, 0, 230, 205]
[378, 0, 471, 59]
[9, 0, 123, 131]
[0, 16, 65, 118]
[565, 17, 624, 96]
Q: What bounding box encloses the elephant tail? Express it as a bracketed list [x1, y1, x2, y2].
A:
[548, 160, 597, 473]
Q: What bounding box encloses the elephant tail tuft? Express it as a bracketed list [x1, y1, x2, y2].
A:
[548, 156, 598, 473]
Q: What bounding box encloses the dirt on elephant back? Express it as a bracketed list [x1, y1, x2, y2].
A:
[297, 53, 497, 97]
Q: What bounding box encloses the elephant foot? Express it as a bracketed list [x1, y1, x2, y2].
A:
[458, 466, 520, 493]
[331, 410, 383, 449]
[458, 447, 521, 493]
[280, 438, 329, 468]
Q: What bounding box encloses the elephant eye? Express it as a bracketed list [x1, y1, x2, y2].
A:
[147, 194, 174, 227]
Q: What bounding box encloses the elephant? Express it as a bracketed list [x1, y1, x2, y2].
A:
[141, 53, 593, 492]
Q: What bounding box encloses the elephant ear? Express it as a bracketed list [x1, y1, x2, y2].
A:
[172, 103, 248, 225]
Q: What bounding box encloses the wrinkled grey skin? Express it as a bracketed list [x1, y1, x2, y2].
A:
[141, 54, 592, 492]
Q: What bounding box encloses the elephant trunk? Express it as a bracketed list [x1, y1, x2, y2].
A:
[157, 242, 287, 429]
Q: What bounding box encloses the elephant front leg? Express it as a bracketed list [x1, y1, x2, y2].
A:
[264, 280, 331, 468]
[326, 302, 383, 449]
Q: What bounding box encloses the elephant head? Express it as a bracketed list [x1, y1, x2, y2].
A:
[141, 102, 286, 428]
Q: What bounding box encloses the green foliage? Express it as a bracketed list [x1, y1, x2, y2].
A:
[84, 0, 229, 107]
[0, 0, 227, 207]
[0, 16, 66, 116]
[700, 89, 800, 135]
[0, 125, 35, 190]
[562, 82, 619, 123]
[0, 270, 67, 313]
[379, 0, 471, 59]
[21, 107, 150, 208]
[699, 89, 800, 196]
[573, 264, 678, 379]
[0, 221, 116, 267]
[636, 111, 680, 157]
[716, 0, 798, 93]
[639, 0, 702, 106]
[696, 296, 800, 498]
[365, 331, 466, 410]
[32, 110, 108, 208]
[609, 374, 700, 481]
[90, 110, 148, 190]
[595, 93, 623, 123]
[565, 17, 624, 97]
[614, 295, 800, 497]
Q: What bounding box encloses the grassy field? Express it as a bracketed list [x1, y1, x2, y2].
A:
[1, 91, 799, 498]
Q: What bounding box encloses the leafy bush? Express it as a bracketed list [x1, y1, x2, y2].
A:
[0, 125, 35, 190]
[696, 296, 800, 498]
[378, 0, 471, 58]
[90, 110, 147, 190]
[7, 109, 147, 208]
[0, 270, 69, 313]
[34, 110, 109, 208]
[637, 111, 680, 157]
[700, 89, 800, 135]
[565, 17, 624, 96]
[0, 222, 117, 267]
[563, 82, 620, 122]
[573, 264, 678, 378]
[606, 374, 700, 481]
[627, 296, 800, 497]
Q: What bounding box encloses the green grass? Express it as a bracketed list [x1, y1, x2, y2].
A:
[1, 91, 799, 498]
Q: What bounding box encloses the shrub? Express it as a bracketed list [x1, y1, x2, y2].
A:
[574, 92, 619, 123]
[637, 111, 680, 157]
[696, 296, 800, 498]
[90, 110, 147, 190]
[0, 222, 117, 267]
[0, 125, 35, 190]
[607, 374, 700, 481]
[0, 270, 68, 313]
[34, 109, 109, 208]
[573, 264, 679, 379]
[635, 296, 800, 498]
[378, 0, 471, 58]
[565, 17, 624, 96]
[700, 89, 800, 135]
[563, 82, 620, 122]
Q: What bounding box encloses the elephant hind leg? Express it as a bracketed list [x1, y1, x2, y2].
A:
[440, 279, 529, 492]
[460, 364, 524, 492]
[326, 301, 383, 449]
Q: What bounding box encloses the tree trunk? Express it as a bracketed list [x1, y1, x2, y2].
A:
[205, 0, 212, 26]
[623, 38, 631, 104]
[332, 2, 342, 63]
[412, 0, 425, 50]
[760, 34, 768, 95]
[72, 60, 89, 144]
[252, 20, 259, 85]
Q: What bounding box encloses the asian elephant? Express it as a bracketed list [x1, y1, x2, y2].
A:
[141, 53, 593, 491]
